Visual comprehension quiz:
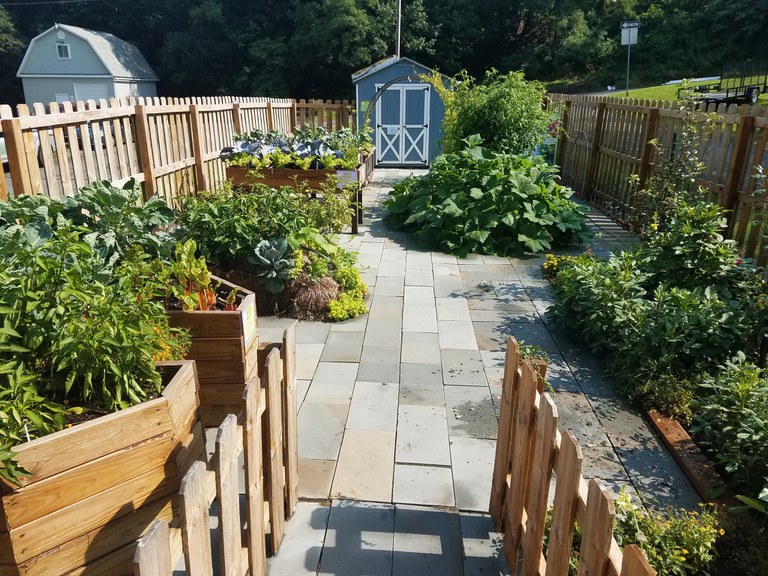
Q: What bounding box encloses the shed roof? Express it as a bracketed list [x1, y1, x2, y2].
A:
[18, 23, 159, 81]
[352, 56, 445, 83]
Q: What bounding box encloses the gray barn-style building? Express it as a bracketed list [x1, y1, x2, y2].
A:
[17, 23, 159, 107]
[352, 57, 446, 167]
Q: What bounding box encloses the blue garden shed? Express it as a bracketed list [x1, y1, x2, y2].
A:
[352, 56, 446, 167]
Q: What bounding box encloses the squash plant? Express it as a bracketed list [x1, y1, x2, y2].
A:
[384, 135, 592, 257]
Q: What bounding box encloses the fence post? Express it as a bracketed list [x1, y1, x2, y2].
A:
[638, 107, 660, 190]
[725, 109, 755, 233]
[555, 100, 571, 171]
[290, 100, 298, 134]
[584, 102, 606, 201]
[1, 117, 33, 196]
[232, 102, 242, 134]
[341, 99, 350, 130]
[266, 101, 274, 132]
[134, 104, 156, 200]
[189, 105, 209, 193]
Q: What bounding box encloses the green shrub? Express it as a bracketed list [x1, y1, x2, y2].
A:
[0, 227, 189, 485]
[327, 291, 367, 322]
[425, 69, 551, 155]
[383, 136, 591, 257]
[690, 359, 768, 507]
[545, 488, 720, 576]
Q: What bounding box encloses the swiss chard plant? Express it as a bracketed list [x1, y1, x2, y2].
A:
[384, 135, 592, 257]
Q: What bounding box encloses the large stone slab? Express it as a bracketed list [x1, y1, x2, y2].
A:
[318, 501, 395, 576]
[374, 276, 405, 297]
[401, 331, 441, 365]
[392, 466, 456, 508]
[304, 362, 358, 404]
[444, 386, 498, 440]
[298, 401, 349, 460]
[442, 349, 488, 386]
[296, 321, 331, 344]
[436, 296, 472, 322]
[267, 502, 329, 575]
[396, 405, 451, 465]
[451, 437, 497, 512]
[364, 317, 403, 347]
[405, 267, 434, 286]
[392, 504, 463, 574]
[298, 458, 336, 499]
[403, 305, 438, 333]
[346, 381, 399, 432]
[358, 345, 401, 383]
[332, 430, 396, 502]
[438, 320, 479, 350]
[459, 513, 510, 576]
[296, 343, 325, 380]
[320, 331, 364, 362]
[399, 363, 445, 407]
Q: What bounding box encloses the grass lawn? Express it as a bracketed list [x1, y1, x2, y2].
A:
[620, 81, 768, 105]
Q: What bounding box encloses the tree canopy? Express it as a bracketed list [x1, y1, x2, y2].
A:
[0, 0, 765, 103]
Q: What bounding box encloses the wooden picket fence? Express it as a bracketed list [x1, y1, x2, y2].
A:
[546, 94, 768, 266]
[132, 327, 298, 576]
[490, 337, 656, 576]
[0, 96, 355, 204]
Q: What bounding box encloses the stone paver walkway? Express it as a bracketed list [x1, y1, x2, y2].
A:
[260, 168, 699, 574]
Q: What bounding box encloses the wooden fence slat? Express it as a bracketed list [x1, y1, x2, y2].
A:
[620, 545, 656, 576]
[180, 461, 214, 576]
[282, 322, 299, 516]
[489, 336, 521, 529]
[577, 480, 616, 576]
[215, 414, 243, 576]
[134, 105, 156, 200]
[521, 394, 558, 576]
[263, 348, 286, 551]
[243, 377, 268, 576]
[133, 520, 172, 576]
[189, 105, 208, 193]
[545, 432, 584, 576]
[503, 362, 539, 568]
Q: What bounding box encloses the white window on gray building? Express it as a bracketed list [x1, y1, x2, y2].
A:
[56, 44, 70, 59]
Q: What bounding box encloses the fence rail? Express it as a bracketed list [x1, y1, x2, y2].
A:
[547, 94, 768, 266]
[0, 96, 355, 204]
[490, 337, 656, 576]
[133, 332, 297, 576]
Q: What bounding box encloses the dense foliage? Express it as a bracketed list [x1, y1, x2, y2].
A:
[178, 183, 367, 320]
[223, 126, 373, 171]
[546, 488, 720, 576]
[426, 69, 550, 155]
[2, 1, 765, 103]
[0, 182, 191, 485]
[384, 136, 591, 257]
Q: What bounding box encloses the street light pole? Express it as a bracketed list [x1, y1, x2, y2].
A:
[396, 0, 402, 58]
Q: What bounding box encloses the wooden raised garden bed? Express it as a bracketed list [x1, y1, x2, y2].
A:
[225, 159, 370, 235]
[166, 276, 259, 427]
[0, 360, 205, 576]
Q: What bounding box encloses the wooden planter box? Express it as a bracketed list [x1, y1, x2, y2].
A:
[225, 164, 365, 234]
[0, 360, 204, 576]
[166, 276, 259, 427]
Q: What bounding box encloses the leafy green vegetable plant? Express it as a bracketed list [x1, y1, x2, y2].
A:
[424, 69, 551, 155]
[384, 135, 591, 257]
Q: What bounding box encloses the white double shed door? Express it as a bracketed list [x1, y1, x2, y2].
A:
[375, 83, 430, 166]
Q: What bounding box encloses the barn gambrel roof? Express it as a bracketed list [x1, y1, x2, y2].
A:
[17, 23, 159, 81]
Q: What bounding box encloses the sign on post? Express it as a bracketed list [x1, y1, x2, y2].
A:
[621, 20, 640, 46]
[620, 21, 640, 96]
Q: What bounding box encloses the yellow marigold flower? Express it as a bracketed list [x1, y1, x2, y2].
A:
[719, 528, 725, 535]
[680, 556, 686, 562]
[681, 549, 688, 555]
